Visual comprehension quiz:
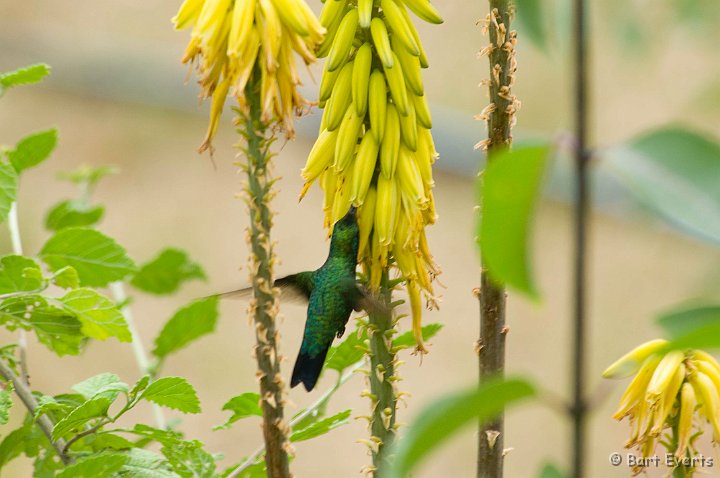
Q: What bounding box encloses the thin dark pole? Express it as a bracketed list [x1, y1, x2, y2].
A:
[571, 0, 589, 477]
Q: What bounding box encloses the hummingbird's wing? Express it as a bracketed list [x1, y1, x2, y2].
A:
[215, 272, 315, 304]
[338, 279, 391, 316]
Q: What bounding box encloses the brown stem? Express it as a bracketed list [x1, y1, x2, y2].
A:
[478, 2, 516, 478]
[0, 359, 72, 464]
[242, 74, 291, 478]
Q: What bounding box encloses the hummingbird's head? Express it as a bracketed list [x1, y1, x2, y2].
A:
[329, 206, 359, 257]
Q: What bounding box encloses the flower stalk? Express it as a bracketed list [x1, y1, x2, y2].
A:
[476, 2, 519, 478]
[239, 73, 291, 478]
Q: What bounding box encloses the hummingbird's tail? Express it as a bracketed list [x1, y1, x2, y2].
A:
[291, 345, 330, 392]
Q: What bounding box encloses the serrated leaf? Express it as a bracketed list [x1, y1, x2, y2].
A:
[161, 440, 217, 478]
[393, 323, 443, 351]
[387, 377, 536, 478]
[0, 64, 50, 95]
[603, 127, 720, 245]
[59, 288, 131, 342]
[140, 377, 201, 414]
[7, 129, 58, 172]
[0, 295, 84, 356]
[153, 297, 219, 360]
[45, 199, 104, 231]
[0, 255, 44, 294]
[40, 227, 136, 287]
[290, 409, 351, 442]
[72, 373, 128, 401]
[132, 248, 206, 295]
[0, 163, 18, 224]
[52, 396, 112, 440]
[87, 433, 136, 451]
[56, 453, 127, 478]
[52, 266, 80, 289]
[35, 394, 85, 420]
[121, 448, 180, 478]
[0, 385, 12, 425]
[215, 393, 262, 430]
[478, 144, 551, 299]
[515, 0, 546, 49]
[325, 329, 367, 372]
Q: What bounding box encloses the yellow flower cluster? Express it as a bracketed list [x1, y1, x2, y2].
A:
[604, 339, 720, 475]
[173, 0, 324, 150]
[299, 0, 442, 352]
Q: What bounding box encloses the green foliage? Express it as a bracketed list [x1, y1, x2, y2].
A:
[478, 144, 551, 299]
[7, 129, 58, 172]
[0, 162, 18, 224]
[515, 0, 546, 49]
[539, 462, 566, 478]
[55, 453, 127, 478]
[59, 288, 131, 342]
[132, 248, 206, 295]
[392, 323, 443, 352]
[0, 64, 50, 96]
[0, 384, 12, 425]
[290, 409, 352, 442]
[325, 328, 367, 372]
[386, 377, 536, 478]
[215, 393, 262, 430]
[45, 200, 105, 231]
[603, 127, 720, 245]
[40, 227, 137, 287]
[656, 303, 720, 350]
[140, 377, 202, 414]
[153, 297, 219, 361]
[0, 255, 44, 294]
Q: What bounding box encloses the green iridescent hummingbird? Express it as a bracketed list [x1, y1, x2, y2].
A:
[223, 207, 385, 391]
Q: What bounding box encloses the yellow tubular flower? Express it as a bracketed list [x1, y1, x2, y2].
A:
[300, 0, 442, 353]
[605, 345, 720, 473]
[173, 0, 324, 151]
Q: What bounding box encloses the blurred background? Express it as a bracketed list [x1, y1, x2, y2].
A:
[1, 0, 720, 476]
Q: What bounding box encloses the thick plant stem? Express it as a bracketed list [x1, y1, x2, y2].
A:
[242, 75, 290, 478]
[478, 2, 516, 478]
[366, 279, 396, 475]
[571, 0, 589, 477]
[0, 360, 71, 464]
[109, 282, 167, 429]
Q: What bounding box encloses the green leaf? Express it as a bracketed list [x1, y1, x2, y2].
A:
[58, 165, 118, 188]
[132, 248, 206, 295]
[161, 440, 217, 478]
[539, 463, 566, 478]
[121, 448, 180, 478]
[52, 396, 113, 440]
[515, 0, 546, 49]
[45, 200, 104, 231]
[72, 373, 128, 401]
[7, 129, 58, 172]
[52, 266, 80, 289]
[56, 453, 127, 478]
[153, 296, 219, 360]
[325, 328, 368, 372]
[130, 375, 151, 400]
[0, 64, 50, 95]
[0, 295, 85, 356]
[387, 377, 536, 478]
[0, 162, 18, 224]
[478, 144, 550, 298]
[59, 288, 131, 342]
[0, 255, 44, 294]
[214, 393, 262, 430]
[40, 227, 136, 287]
[0, 385, 12, 425]
[290, 409, 351, 442]
[223, 461, 266, 478]
[392, 323, 443, 351]
[657, 304, 720, 338]
[603, 127, 720, 245]
[140, 377, 201, 414]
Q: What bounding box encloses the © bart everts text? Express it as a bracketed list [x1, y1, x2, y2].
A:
[621, 453, 714, 468]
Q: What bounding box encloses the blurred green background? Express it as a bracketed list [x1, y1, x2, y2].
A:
[1, 0, 720, 476]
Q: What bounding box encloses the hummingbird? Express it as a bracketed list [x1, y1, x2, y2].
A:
[222, 206, 385, 391]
